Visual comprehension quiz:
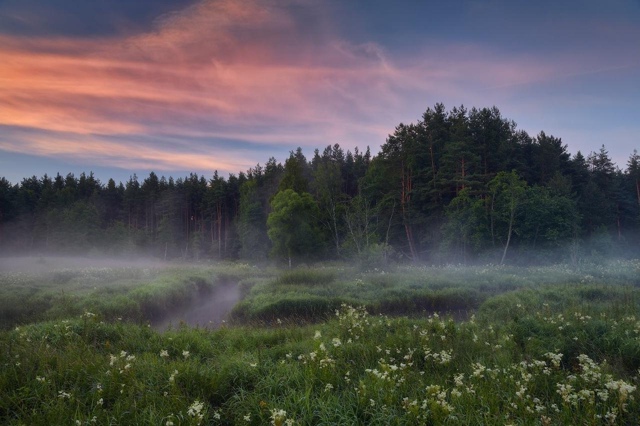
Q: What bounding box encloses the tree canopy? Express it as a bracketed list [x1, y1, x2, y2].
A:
[267, 189, 320, 267]
[1, 104, 638, 265]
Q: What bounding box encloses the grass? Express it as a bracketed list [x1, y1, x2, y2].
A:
[230, 260, 640, 323]
[0, 261, 268, 329]
[1, 259, 640, 424]
[2, 295, 640, 425]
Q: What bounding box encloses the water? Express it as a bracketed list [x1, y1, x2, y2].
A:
[153, 281, 241, 331]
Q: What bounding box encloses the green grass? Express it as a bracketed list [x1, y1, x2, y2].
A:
[231, 260, 640, 322]
[0, 261, 267, 329]
[4, 259, 638, 328]
[2, 296, 640, 425]
[1, 259, 640, 424]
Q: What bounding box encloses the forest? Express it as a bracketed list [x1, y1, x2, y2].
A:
[1, 104, 639, 265]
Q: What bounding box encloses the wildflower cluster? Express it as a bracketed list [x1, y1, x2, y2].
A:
[109, 350, 136, 375]
[187, 400, 205, 425]
[278, 304, 640, 424]
[270, 408, 295, 426]
[4, 264, 640, 426]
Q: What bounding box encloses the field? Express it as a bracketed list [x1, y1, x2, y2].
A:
[1, 258, 640, 425]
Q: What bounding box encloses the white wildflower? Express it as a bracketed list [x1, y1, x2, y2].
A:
[270, 408, 287, 425]
[187, 399, 205, 423]
[58, 390, 72, 399]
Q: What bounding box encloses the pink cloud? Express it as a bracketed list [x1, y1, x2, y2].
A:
[2, 0, 632, 174]
[0, 131, 249, 172]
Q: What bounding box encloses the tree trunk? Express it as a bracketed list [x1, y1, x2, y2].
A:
[500, 209, 515, 265]
[364, 199, 370, 250]
[401, 162, 418, 260]
[532, 225, 539, 250]
[430, 144, 437, 185]
[322, 199, 341, 257]
[490, 196, 496, 247]
[617, 207, 622, 241]
[385, 202, 395, 247]
[224, 212, 229, 254]
[332, 201, 340, 256]
[210, 220, 214, 248]
[460, 156, 466, 192]
[217, 203, 223, 258]
[345, 212, 361, 255]
[405, 224, 417, 261]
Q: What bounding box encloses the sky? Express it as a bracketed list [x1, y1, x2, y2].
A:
[1, 0, 639, 185]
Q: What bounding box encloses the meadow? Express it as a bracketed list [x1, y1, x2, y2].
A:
[1, 258, 640, 425]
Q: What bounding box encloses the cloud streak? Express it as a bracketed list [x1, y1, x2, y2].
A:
[1, 0, 637, 178]
[0, 127, 247, 172]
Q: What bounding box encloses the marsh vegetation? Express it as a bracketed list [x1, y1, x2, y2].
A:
[1, 258, 640, 424]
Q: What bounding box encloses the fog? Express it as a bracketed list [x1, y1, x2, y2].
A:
[152, 281, 241, 331]
[0, 255, 242, 330]
[0, 255, 164, 274]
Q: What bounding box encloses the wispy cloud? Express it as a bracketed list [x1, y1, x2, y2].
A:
[0, 127, 247, 172]
[1, 0, 635, 177]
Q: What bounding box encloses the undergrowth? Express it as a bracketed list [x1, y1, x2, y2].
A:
[0, 262, 264, 329]
[2, 259, 640, 424]
[2, 292, 640, 425]
[231, 260, 640, 323]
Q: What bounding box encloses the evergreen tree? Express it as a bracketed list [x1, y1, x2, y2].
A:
[311, 145, 347, 257]
[438, 106, 482, 200]
[279, 149, 309, 194]
[238, 180, 270, 261]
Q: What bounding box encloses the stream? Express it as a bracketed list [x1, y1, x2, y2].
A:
[152, 281, 241, 331]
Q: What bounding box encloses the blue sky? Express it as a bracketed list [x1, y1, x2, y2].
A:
[1, 0, 638, 185]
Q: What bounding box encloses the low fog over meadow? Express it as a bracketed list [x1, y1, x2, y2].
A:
[0, 256, 163, 274]
[2, 101, 640, 424]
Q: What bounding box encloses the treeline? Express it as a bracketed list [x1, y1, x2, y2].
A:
[1, 104, 639, 265]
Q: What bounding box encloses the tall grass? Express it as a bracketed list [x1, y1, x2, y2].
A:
[0, 262, 263, 329]
[2, 260, 640, 424]
[231, 260, 640, 323]
[4, 260, 638, 328]
[2, 293, 640, 425]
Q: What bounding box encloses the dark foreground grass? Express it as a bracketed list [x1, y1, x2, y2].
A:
[2, 284, 640, 425]
[2, 260, 640, 424]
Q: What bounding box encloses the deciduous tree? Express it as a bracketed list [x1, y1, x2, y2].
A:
[267, 189, 320, 267]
